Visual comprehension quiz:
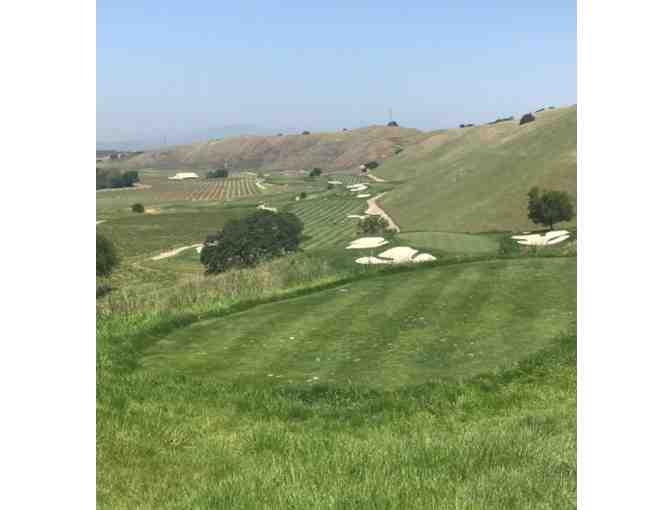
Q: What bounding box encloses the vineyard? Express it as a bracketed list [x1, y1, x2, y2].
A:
[96, 175, 263, 209]
[287, 196, 366, 250]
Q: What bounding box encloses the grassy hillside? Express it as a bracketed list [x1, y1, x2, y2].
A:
[378, 106, 577, 233]
[106, 125, 426, 174]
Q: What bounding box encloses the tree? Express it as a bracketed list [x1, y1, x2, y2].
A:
[301, 130, 311, 135]
[96, 234, 120, 277]
[527, 187, 574, 229]
[519, 113, 535, 125]
[364, 161, 379, 170]
[131, 203, 145, 213]
[200, 210, 304, 273]
[357, 215, 395, 237]
[206, 168, 228, 179]
[309, 168, 322, 177]
[299, 192, 307, 199]
[387, 121, 399, 127]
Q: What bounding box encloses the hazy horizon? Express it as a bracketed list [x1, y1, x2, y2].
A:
[97, 1, 576, 148]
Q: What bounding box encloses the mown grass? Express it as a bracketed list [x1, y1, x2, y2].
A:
[97, 253, 576, 509]
[142, 258, 575, 387]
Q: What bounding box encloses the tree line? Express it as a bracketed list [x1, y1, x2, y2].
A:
[96, 168, 140, 190]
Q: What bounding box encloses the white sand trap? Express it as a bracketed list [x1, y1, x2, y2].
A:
[356, 193, 371, 198]
[347, 184, 368, 192]
[346, 237, 389, 249]
[355, 256, 392, 265]
[96, 220, 105, 225]
[150, 244, 203, 261]
[545, 234, 571, 245]
[255, 181, 267, 190]
[347, 214, 367, 219]
[512, 230, 571, 246]
[378, 246, 419, 263]
[257, 204, 278, 212]
[328, 180, 343, 185]
[196, 246, 203, 254]
[412, 253, 437, 263]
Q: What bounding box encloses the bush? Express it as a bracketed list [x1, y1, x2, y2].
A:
[535, 107, 545, 113]
[527, 187, 574, 229]
[387, 121, 399, 127]
[301, 130, 311, 135]
[96, 283, 113, 298]
[206, 168, 228, 179]
[519, 113, 535, 125]
[96, 234, 120, 277]
[309, 168, 322, 177]
[488, 116, 514, 125]
[364, 161, 379, 170]
[327, 183, 334, 190]
[357, 215, 395, 237]
[131, 203, 145, 213]
[200, 210, 304, 274]
[96, 169, 140, 190]
[299, 192, 307, 199]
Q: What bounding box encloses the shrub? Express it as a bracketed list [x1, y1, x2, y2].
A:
[309, 168, 322, 177]
[394, 147, 404, 154]
[96, 169, 140, 190]
[131, 203, 145, 213]
[96, 234, 120, 277]
[96, 283, 113, 298]
[387, 121, 399, 127]
[364, 161, 379, 170]
[299, 192, 307, 199]
[200, 210, 304, 274]
[301, 130, 311, 135]
[535, 107, 545, 113]
[206, 168, 228, 179]
[327, 183, 334, 190]
[357, 215, 395, 237]
[527, 187, 574, 230]
[519, 113, 535, 125]
[488, 116, 514, 125]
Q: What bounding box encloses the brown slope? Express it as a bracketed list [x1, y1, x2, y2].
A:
[108, 126, 427, 174]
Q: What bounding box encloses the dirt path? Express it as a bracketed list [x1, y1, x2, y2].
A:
[149, 244, 203, 261]
[366, 193, 400, 232]
[366, 173, 386, 183]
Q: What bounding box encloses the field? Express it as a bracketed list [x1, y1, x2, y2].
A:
[97, 110, 577, 508]
[97, 256, 576, 509]
[96, 172, 265, 211]
[377, 106, 577, 233]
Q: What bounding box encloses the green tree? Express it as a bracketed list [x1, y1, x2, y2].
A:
[309, 168, 322, 177]
[206, 168, 228, 179]
[200, 210, 303, 273]
[527, 187, 574, 229]
[131, 203, 145, 213]
[358, 215, 395, 237]
[299, 191, 307, 199]
[96, 234, 120, 277]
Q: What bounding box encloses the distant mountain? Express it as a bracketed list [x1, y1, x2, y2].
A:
[96, 124, 278, 152]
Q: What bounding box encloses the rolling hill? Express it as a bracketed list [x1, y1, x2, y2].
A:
[377, 105, 577, 233]
[104, 125, 427, 174]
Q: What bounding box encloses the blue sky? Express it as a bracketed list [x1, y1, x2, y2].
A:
[97, 1, 576, 146]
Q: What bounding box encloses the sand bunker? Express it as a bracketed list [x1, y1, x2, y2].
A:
[378, 246, 418, 263]
[512, 230, 570, 246]
[347, 184, 368, 192]
[347, 214, 367, 219]
[328, 180, 343, 185]
[150, 244, 203, 261]
[145, 208, 160, 215]
[255, 181, 267, 190]
[412, 253, 437, 263]
[346, 237, 389, 249]
[96, 220, 105, 225]
[257, 204, 278, 212]
[356, 193, 371, 198]
[355, 256, 392, 265]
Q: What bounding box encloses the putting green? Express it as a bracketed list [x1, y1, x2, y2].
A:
[142, 258, 576, 388]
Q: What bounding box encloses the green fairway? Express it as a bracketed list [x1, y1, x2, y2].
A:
[96, 205, 254, 258]
[377, 106, 577, 233]
[396, 231, 501, 255]
[287, 196, 367, 250]
[142, 258, 576, 388]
